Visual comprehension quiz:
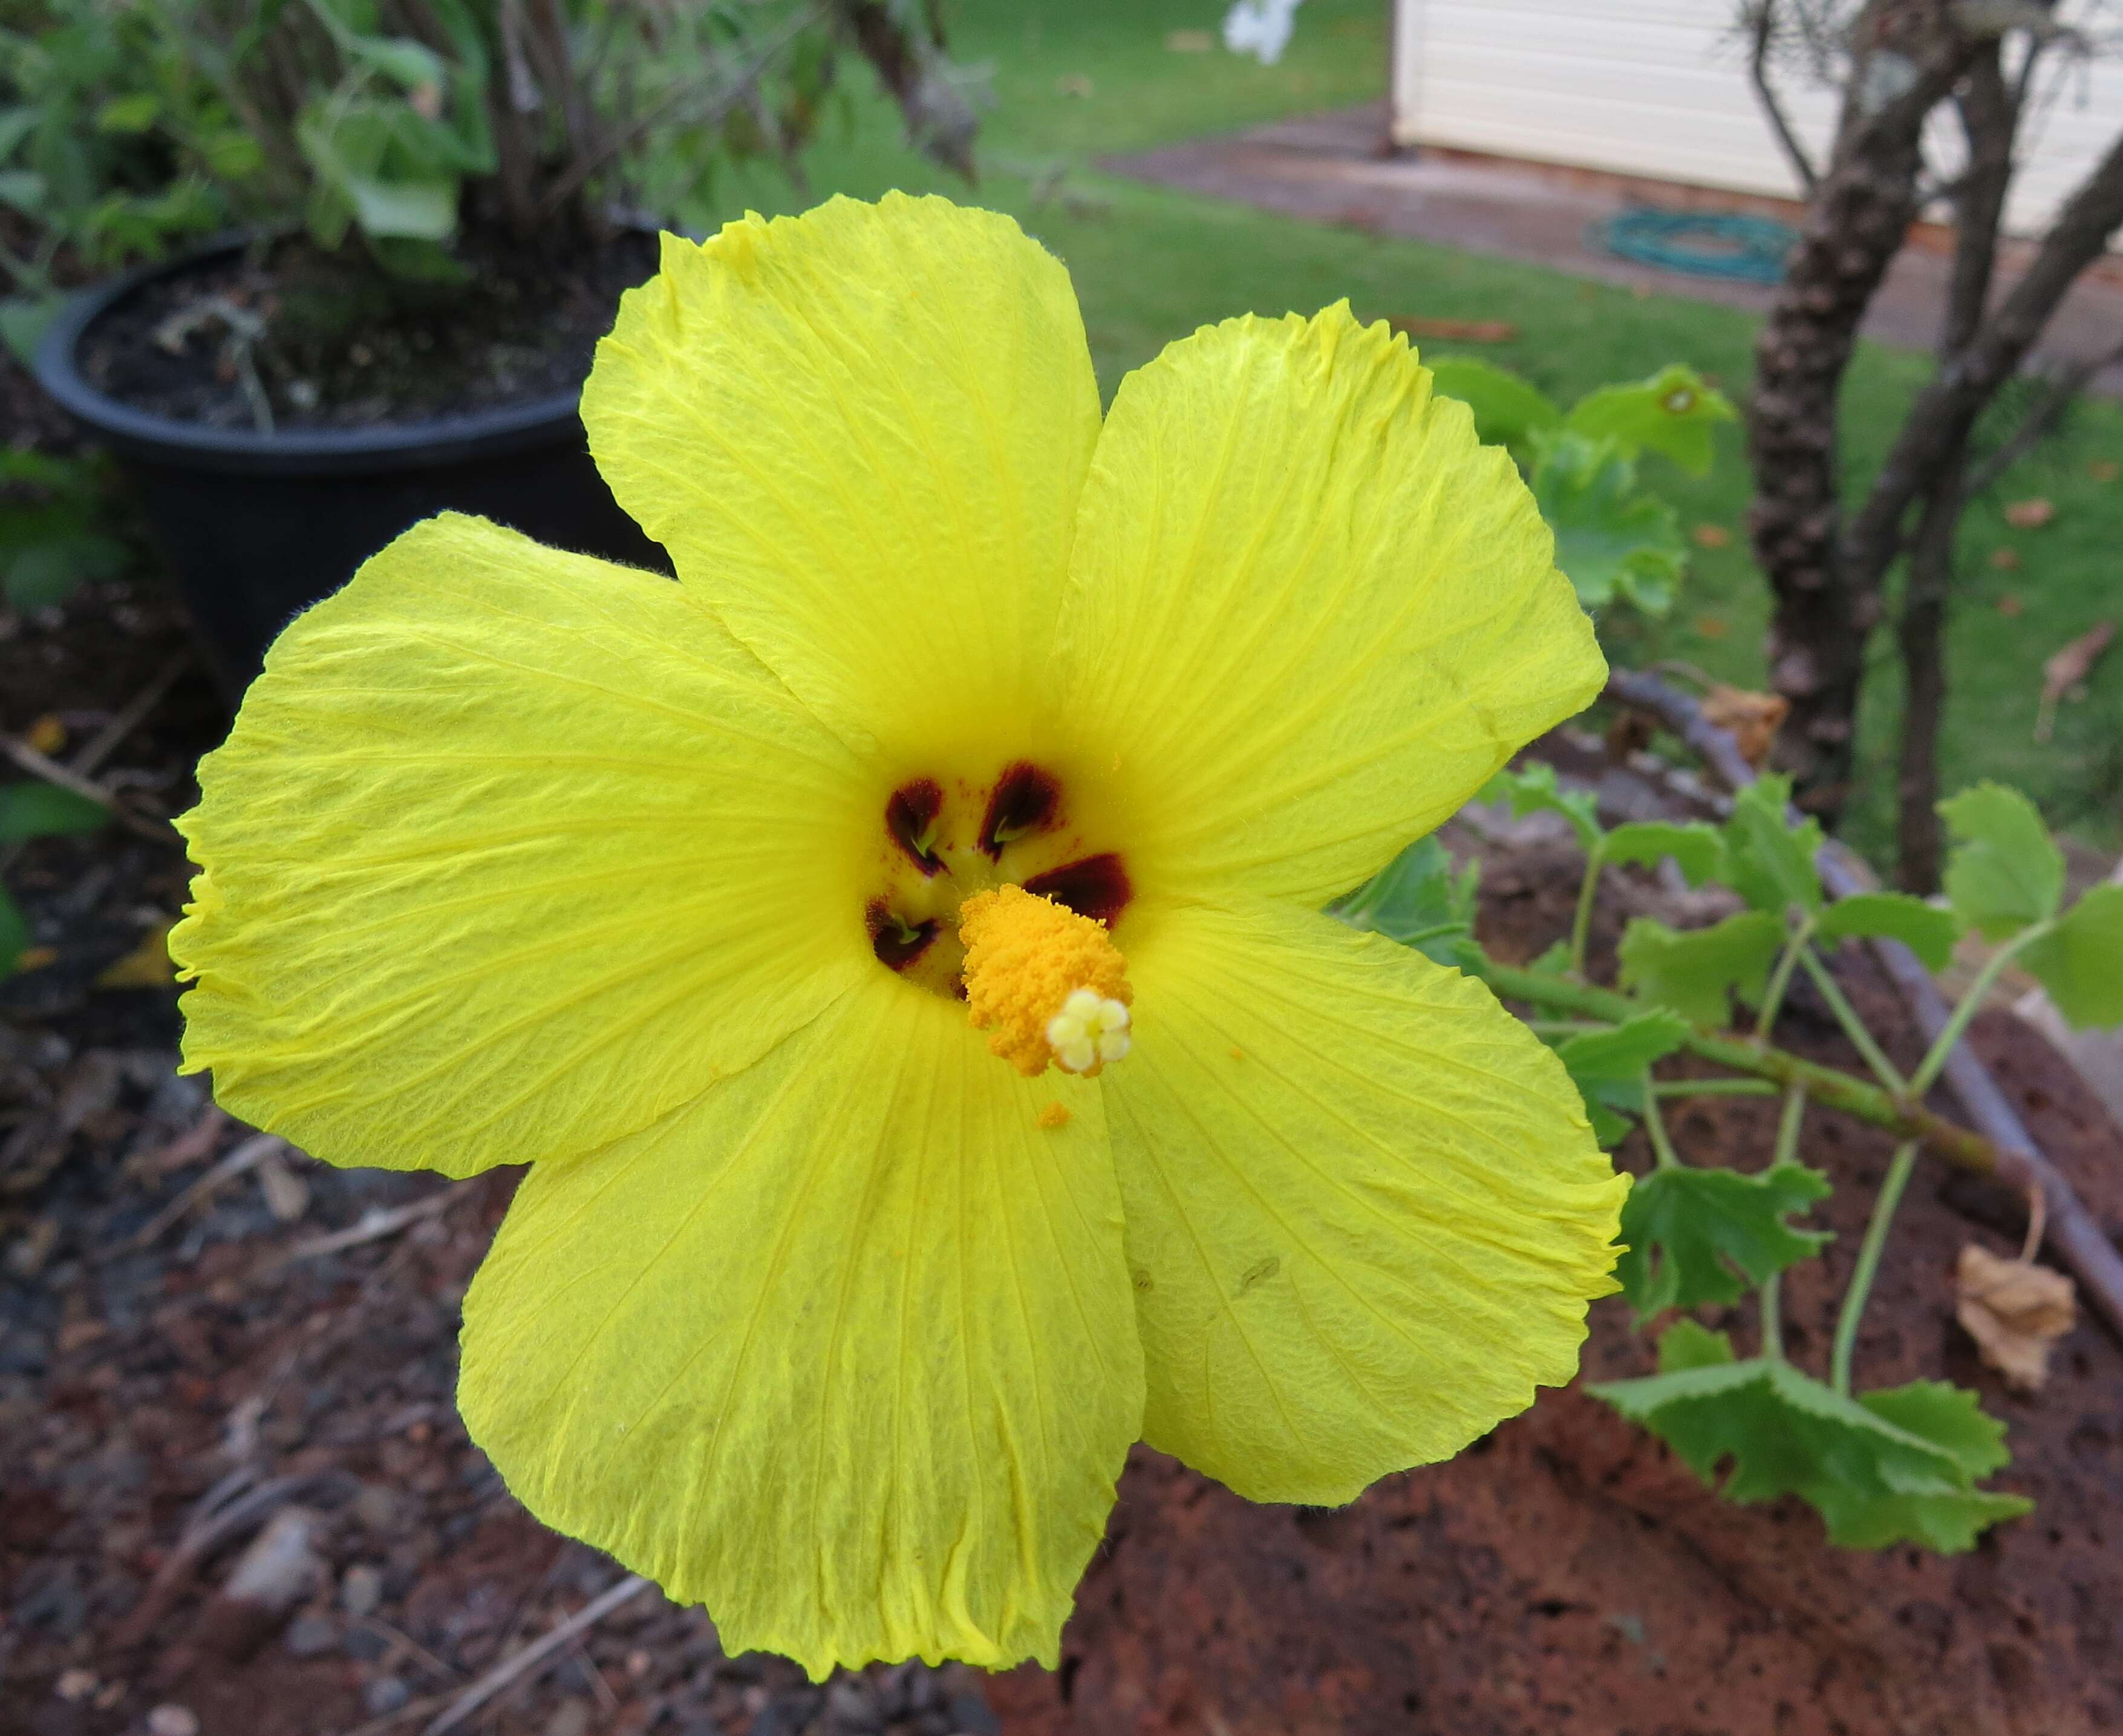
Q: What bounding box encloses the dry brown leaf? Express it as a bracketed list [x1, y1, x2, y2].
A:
[1995, 590, 2024, 615]
[24, 714, 65, 755]
[1692, 615, 1729, 639]
[2090, 458, 2119, 483]
[1989, 547, 2022, 573]
[1055, 73, 1094, 97]
[1165, 28, 1214, 51]
[1691, 523, 1732, 550]
[1700, 684, 1789, 768]
[1387, 316, 1519, 343]
[2035, 618, 2116, 743]
[2004, 497, 2056, 530]
[1956, 1242, 2075, 1391]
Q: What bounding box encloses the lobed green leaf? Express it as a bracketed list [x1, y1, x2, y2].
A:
[1939, 783, 2063, 941]
[2021, 884, 2123, 1029]
[1814, 891, 1960, 971]
[1552, 1010, 1690, 1148]
[1426, 356, 1562, 454]
[1591, 1353, 2029, 1552]
[1326, 836, 1482, 970]
[1723, 774, 1822, 916]
[1478, 760, 1602, 853]
[1602, 821, 1725, 887]
[1530, 431, 1686, 616]
[1613, 1162, 1831, 1319]
[1563, 364, 1737, 477]
[1616, 912, 1784, 1027]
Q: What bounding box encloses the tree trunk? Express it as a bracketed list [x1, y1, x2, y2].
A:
[1893, 453, 1966, 893]
[1745, 2, 1982, 818]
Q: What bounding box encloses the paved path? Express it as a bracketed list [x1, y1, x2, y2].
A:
[1107, 104, 2123, 394]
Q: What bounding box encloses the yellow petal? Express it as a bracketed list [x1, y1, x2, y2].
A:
[1104, 898, 1625, 1504]
[458, 972, 1143, 1677]
[171, 514, 870, 1178]
[582, 195, 1102, 759]
[1058, 305, 1605, 906]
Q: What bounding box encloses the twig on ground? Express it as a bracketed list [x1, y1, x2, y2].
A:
[1599, 665, 2123, 1345]
[419, 1574, 650, 1736]
[124, 1132, 289, 1251]
[279, 1189, 455, 1263]
[73, 651, 194, 778]
[111, 1470, 329, 1647]
[135, 1105, 229, 1178]
[1, 734, 178, 844]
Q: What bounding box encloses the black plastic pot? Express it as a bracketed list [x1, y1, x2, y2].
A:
[34, 238, 667, 703]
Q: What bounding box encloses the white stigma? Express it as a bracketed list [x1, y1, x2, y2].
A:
[1046, 987, 1132, 1074]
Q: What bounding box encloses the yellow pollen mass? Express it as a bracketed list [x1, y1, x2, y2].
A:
[958, 886, 1132, 1077]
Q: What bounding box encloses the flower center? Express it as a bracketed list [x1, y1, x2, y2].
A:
[959, 886, 1132, 1077]
[865, 762, 1136, 1072]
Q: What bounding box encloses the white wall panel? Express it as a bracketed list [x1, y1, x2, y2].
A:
[1388, 0, 2121, 240]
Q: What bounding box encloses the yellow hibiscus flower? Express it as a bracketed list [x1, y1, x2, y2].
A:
[169, 193, 1625, 1679]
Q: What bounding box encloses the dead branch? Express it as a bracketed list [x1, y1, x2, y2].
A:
[1, 734, 178, 845]
[124, 1133, 291, 1251]
[1603, 665, 2123, 1345]
[278, 1188, 455, 1263]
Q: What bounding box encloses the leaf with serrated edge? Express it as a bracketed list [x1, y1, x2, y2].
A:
[1426, 357, 1562, 454]
[1531, 432, 1686, 617]
[1723, 774, 1822, 915]
[1815, 892, 1960, 971]
[0, 781, 110, 843]
[1553, 1011, 1689, 1149]
[2021, 884, 2123, 1029]
[1614, 1163, 1830, 1319]
[1478, 761, 1601, 852]
[1602, 821, 1725, 887]
[1939, 783, 2063, 940]
[1564, 364, 1737, 477]
[1617, 912, 1784, 1026]
[1590, 1360, 2028, 1551]
[1656, 1319, 1734, 1372]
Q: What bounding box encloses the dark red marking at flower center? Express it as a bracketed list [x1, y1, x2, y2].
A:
[980, 762, 1061, 859]
[867, 899, 938, 971]
[885, 780, 944, 876]
[1023, 853, 1132, 931]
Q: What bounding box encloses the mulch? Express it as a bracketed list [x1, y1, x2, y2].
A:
[5, 580, 2120, 1736]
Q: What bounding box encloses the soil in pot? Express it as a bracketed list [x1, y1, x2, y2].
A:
[74, 226, 663, 434]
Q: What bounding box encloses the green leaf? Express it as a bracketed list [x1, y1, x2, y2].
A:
[0, 780, 111, 842]
[5, 535, 129, 610]
[1656, 1318, 1734, 1372]
[0, 885, 25, 977]
[201, 131, 266, 180]
[1564, 364, 1738, 477]
[1811, 1382, 2034, 1552]
[1326, 836, 1482, 969]
[95, 93, 162, 134]
[1614, 1163, 1831, 1319]
[1722, 774, 1822, 916]
[1477, 760, 1601, 853]
[0, 296, 63, 370]
[1815, 892, 1960, 971]
[2021, 884, 2123, 1029]
[1939, 783, 2063, 941]
[1426, 357, 1562, 453]
[0, 105, 38, 165]
[1602, 821, 1725, 887]
[0, 169, 45, 215]
[1616, 912, 1784, 1026]
[1590, 1359, 2029, 1552]
[344, 33, 449, 93]
[1553, 1010, 1689, 1147]
[1530, 431, 1686, 616]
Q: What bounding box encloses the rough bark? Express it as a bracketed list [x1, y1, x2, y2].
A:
[1893, 455, 1965, 892]
[1746, 2, 1984, 814]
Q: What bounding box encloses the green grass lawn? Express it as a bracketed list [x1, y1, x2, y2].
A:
[711, 0, 2123, 864]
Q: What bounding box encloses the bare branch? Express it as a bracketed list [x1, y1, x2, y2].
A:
[1962, 336, 2123, 498]
[1748, 1, 1822, 192]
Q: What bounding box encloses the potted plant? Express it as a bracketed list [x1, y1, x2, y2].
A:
[16, 0, 974, 698]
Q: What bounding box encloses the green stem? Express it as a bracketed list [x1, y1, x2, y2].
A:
[1754, 916, 1815, 1038]
[1760, 1085, 1806, 1364]
[1640, 1076, 1682, 1169]
[1568, 840, 1608, 978]
[1468, 957, 2005, 1180]
[1830, 1140, 1918, 1395]
[1652, 1077, 1781, 1098]
[1906, 924, 2048, 1098]
[1798, 946, 1908, 1094]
